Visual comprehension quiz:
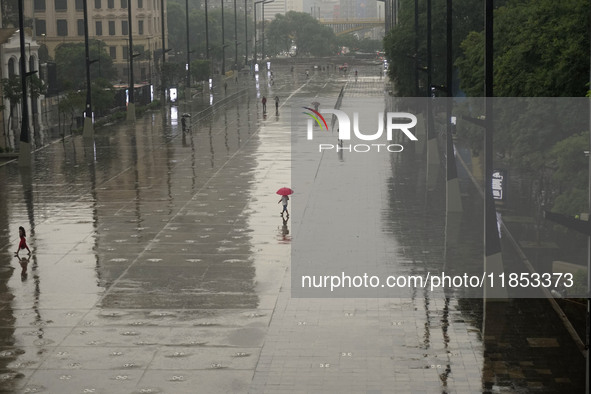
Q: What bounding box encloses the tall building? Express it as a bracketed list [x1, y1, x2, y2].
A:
[25, 0, 166, 83]
[261, 0, 286, 20]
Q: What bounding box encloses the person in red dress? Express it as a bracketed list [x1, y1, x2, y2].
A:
[15, 226, 31, 256]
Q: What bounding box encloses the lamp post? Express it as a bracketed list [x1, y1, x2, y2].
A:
[234, 0, 238, 72]
[261, 0, 274, 66]
[147, 36, 152, 85]
[97, 40, 102, 79]
[221, 0, 226, 75]
[186, 0, 191, 88]
[414, 0, 419, 95]
[82, 0, 94, 138]
[445, 0, 462, 213]
[205, 0, 210, 60]
[244, 0, 248, 67]
[18, 0, 31, 167]
[254, 0, 263, 68]
[160, 0, 167, 102]
[127, 0, 136, 121]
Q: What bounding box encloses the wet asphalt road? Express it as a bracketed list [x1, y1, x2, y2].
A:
[0, 64, 586, 393]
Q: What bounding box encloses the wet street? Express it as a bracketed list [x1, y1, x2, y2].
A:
[0, 64, 586, 393]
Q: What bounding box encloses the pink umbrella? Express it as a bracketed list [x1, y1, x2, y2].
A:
[276, 187, 294, 196]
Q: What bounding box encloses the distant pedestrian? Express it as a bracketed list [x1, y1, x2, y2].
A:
[15, 226, 31, 256]
[278, 195, 289, 217]
[262, 96, 267, 113]
[181, 116, 187, 131]
[274, 96, 280, 112]
[224, 81, 228, 94]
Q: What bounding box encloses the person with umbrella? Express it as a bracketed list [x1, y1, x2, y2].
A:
[277, 187, 293, 217]
[181, 113, 191, 131]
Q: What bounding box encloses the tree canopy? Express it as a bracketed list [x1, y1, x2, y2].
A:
[383, 0, 590, 216]
[455, 0, 589, 97]
[54, 40, 115, 90]
[383, 0, 484, 97]
[266, 11, 337, 57]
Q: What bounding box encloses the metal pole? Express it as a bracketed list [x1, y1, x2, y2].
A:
[234, 0, 238, 71]
[414, 0, 419, 96]
[254, 1, 258, 66]
[82, 0, 94, 137]
[17, 0, 30, 146]
[261, 2, 265, 64]
[587, 6, 591, 392]
[186, 0, 191, 87]
[161, 0, 167, 102]
[205, 0, 210, 59]
[244, 0, 248, 67]
[484, 0, 503, 297]
[147, 37, 152, 84]
[127, 0, 136, 121]
[446, 0, 461, 212]
[222, 0, 226, 74]
[426, 0, 431, 98]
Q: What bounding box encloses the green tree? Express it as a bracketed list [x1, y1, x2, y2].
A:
[266, 11, 337, 57]
[58, 90, 85, 132]
[1, 77, 22, 130]
[161, 62, 185, 87]
[383, 0, 484, 96]
[190, 59, 210, 82]
[456, 0, 588, 97]
[1, 75, 46, 131]
[550, 132, 589, 215]
[91, 79, 116, 116]
[55, 40, 116, 91]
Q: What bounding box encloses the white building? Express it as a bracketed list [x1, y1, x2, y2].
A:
[25, 0, 166, 83]
[0, 29, 42, 151]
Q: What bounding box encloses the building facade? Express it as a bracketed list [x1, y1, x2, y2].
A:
[0, 29, 41, 151]
[26, 0, 167, 84]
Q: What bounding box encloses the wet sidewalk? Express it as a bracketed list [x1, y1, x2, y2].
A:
[0, 65, 586, 393]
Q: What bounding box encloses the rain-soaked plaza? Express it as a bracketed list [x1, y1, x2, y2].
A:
[0, 64, 587, 393]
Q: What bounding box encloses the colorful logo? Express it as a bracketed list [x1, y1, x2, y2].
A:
[302, 107, 328, 131]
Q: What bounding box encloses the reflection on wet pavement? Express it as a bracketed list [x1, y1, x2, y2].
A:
[0, 66, 586, 393]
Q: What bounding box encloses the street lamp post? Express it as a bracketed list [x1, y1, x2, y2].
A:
[82, 0, 94, 138]
[261, 0, 274, 66]
[160, 0, 167, 102]
[205, 0, 210, 60]
[186, 0, 191, 88]
[234, 0, 238, 72]
[244, 0, 248, 67]
[17, 0, 31, 167]
[254, 0, 261, 67]
[147, 36, 152, 85]
[253, 0, 271, 68]
[127, 0, 136, 122]
[221, 0, 226, 75]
